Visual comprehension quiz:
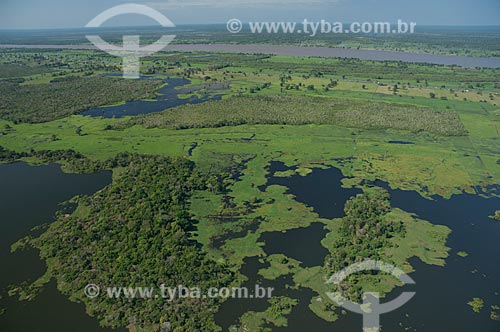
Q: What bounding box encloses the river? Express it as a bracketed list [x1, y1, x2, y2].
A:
[1, 44, 499, 68]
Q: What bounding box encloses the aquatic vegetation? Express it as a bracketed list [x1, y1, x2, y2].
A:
[491, 210, 500, 221]
[468, 298, 485, 313]
[491, 305, 500, 322]
[236, 296, 298, 331]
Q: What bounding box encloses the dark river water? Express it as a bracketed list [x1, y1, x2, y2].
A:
[0, 162, 119, 332]
[217, 161, 500, 332]
[81, 77, 223, 118]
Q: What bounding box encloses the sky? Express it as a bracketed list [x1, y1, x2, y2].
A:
[0, 0, 499, 29]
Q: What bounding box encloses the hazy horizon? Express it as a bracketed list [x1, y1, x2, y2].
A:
[1, 0, 500, 30]
[1, 23, 500, 32]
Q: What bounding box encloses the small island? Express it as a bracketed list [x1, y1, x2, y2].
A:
[490, 210, 500, 221]
[468, 298, 485, 313]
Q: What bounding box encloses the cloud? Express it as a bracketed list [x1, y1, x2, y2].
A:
[145, 0, 338, 9]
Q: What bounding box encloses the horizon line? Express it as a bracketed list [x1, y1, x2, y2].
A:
[1, 23, 500, 32]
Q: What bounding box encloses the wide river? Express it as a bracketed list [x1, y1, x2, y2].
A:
[1, 43, 499, 68]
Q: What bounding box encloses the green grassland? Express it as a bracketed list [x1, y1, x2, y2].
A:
[1, 49, 499, 331]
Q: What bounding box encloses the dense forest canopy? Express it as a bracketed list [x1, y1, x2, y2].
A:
[128, 95, 468, 136]
[28, 154, 234, 331]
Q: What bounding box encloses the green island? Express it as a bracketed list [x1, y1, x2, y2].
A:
[491, 210, 500, 221]
[237, 297, 299, 331]
[492, 305, 500, 321]
[468, 298, 485, 313]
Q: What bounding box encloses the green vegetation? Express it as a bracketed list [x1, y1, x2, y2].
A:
[235, 296, 298, 331]
[490, 210, 500, 221]
[308, 296, 338, 322]
[457, 251, 469, 258]
[0, 63, 54, 78]
[491, 305, 500, 322]
[127, 94, 468, 136]
[383, 209, 451, 269]
[284, 189, 450, 322]
[324, 189, 405, 301]
[468, 298, 485, 313]
[258, 254, 301, 280]
[25, 153, 233, 332]
[0, 146, 106, 172]
[0, 76, 162, 123]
